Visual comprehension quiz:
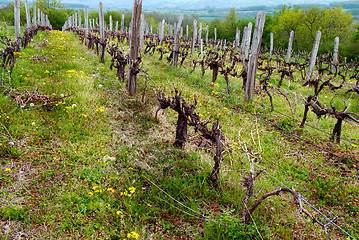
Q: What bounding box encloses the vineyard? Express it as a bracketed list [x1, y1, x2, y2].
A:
[0, 0, 359, 239]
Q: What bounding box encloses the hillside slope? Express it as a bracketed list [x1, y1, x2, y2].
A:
[0, 29, 358, 239]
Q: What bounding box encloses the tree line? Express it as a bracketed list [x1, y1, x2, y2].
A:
[1, 1, 358, 59]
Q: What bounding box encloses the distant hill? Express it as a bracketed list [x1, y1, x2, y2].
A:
[59, 0, 338, 10]
[0, 0, 339, 10]
[1, 0, 358, 20]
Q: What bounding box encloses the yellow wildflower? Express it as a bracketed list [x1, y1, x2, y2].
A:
[5, 168, 11, 172]
[129, 187, 136, 194]
[127, 231, 139, 239]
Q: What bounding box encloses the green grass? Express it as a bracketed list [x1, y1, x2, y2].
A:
[0, 26, 358, 239]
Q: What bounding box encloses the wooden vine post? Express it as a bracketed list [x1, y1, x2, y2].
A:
[172, 13, 184, 67]
[78, 10, 82, 28]
[32, 6, 36, 26]
[84, 7, 89, 45]
[127, 0, 142, 95]
[286, 30, 294, 63]
[14, 0, 21, 39]
[37, 8, 40, 25]
[109, 15, 113, 31]
[269, 32, 273, 58]
[98, 2, 105, 63]
[306, 30, 321, 81]
[235, 27, 240, 51]
[245, 23, 253, 59]
[24, 0, 31, 28]
[214, 28, 217, 43]
[159, 19, 165, 46]
[139, 13, 145, 50]
[245, 12, 266, 101]
[205, 26, 209, 45]
[198, 23, 202, 45]
[332, 36, 339, 71]
[190, 19, 197, 57]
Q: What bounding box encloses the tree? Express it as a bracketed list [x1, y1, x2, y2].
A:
[33, 0, 69, 29]
[271, 5, 304, 50]
[271, 5, 354, 53]
[34, 0, 64, 14]
[342, 23, 359, 60]
[221, 8, 238, 41]
[208, 18, 221, 39]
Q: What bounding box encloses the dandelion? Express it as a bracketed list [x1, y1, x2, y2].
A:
[98, 84, 103, 88]
[129, 187, 136, 194]
[88, 192, 93, 196]
[351, 143, 358, 148]
[120, 190, 129, 196]
[60, 94, 64, 97]
[72, 104, 77, 108]
[116, 210, 123, 215]
[32, 122, 36, 126]
[5, 168, 11, 172]
[127, 231, 139, 239]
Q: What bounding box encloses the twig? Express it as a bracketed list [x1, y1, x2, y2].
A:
[0, 121, 13, 140]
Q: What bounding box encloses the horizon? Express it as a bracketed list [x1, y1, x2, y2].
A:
[0, 0, 345, 10]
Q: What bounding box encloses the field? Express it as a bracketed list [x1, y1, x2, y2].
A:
[0, 25, 358, 239]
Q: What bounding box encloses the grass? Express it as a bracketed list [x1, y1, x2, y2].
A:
[0, 26, 358, 239]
